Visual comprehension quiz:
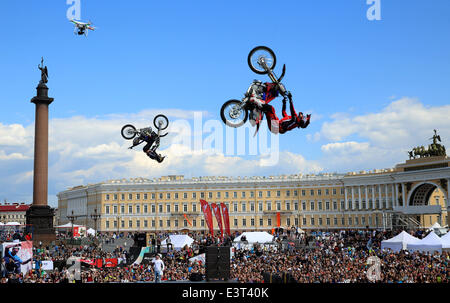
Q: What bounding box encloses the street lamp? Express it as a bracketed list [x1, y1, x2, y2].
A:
[67, 210, 76, 241]
[90, 208, 101, 236]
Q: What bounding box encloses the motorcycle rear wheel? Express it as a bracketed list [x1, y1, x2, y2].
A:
[220, 100, 248, 128]
[248, 46, 277, 74]
[121, 124, 137, 140]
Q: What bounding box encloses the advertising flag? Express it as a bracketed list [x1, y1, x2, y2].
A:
[183, 214, 193, 226]
[220, 202, 231, 236]
[200, 199, 214, 235]
[210, 203, 223, 238]
[276, 212, 281, 227]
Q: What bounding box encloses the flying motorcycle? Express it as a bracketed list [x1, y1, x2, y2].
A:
[220, 46, 288, 133]
[121, 114, 169, 160]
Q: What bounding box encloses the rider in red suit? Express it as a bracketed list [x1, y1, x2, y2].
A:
[250, 83, 311, 134]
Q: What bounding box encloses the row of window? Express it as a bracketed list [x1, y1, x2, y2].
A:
[347, 185, 393, 195]
[103, 215, 382, 230]
[103, 199, 391, 214]
[105, 203, 198, 214]
[0, 214, 25, 219]
[105, 218, 204, 229]
[104, 188, 346, 201]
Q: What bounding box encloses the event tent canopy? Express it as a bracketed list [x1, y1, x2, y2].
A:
[407, 231, 442, 253]
[5, 222, 21, 226]
[189, 253, 205, 264]
[441, 231, 450, 250]
[428, 222, 442, 230]
[87, 228, 96, 236]
[381, 231, 420, 252]
[55, 223, 82, 228]
[233, 232, 274, 244]
[161, 234, 194, 251]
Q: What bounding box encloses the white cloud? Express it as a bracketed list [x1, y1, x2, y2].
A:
[319, 98, 450, 147]
[0, 109, 318, 206]
[2, 98, 448, 206]
[317, 98, 450, 172]
[321, 141, 370, 154]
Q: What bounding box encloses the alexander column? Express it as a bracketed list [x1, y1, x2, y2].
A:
[25, 58, 56, 244]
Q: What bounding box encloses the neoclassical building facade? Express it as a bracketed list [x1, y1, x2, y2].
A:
[57, 155, 450, 234]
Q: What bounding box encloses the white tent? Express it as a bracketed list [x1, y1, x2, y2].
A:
[0, 222, 4, 225]
[5, 222, 20, 226]
[161, 234, 194, 251]
[87, 228, 96, 236]
[56, 223, 82, 228]
[440, 232, 450, 250]
[233, 232, 274, 244]
[381, 231, 421, 252]
[189, 253, 205, 264]
[407, 231, 443, 253]
[428, 222, 442, 231]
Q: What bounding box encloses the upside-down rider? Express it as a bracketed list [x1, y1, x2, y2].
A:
[250, 85, 311, 134]
[128, 127, 165, 163]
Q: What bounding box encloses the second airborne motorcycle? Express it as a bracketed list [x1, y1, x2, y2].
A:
[220, 46, 289, 134]
[121, 114, 169, 163]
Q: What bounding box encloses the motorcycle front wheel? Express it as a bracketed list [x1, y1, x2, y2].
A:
[248, 46, 277, 74]
[153, 114, 169, 130]
[220, 100, 248, 128]
[121, 124, 137, 140]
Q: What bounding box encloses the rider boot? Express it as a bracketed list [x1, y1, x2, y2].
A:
[157, 154, 165, 163]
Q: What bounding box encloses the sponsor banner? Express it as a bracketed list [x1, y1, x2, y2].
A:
[220, 202, 231, 236]
[200, 199, 214, 235]
[2, 241, 33, 275]
[104, 258, 118, 268]
[41, 260, 53, 271]
[210, 203, 223, 238]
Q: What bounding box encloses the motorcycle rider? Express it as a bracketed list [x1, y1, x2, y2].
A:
[128, 126, 165, 163]
[249, 83, 311, 134]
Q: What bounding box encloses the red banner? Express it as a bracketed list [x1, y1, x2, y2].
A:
[200, 199, 214, 235]
[80, 258, 103, 268]
[210, 203, 223, 238]
[104, 258, 118, 268]
[276, 212, 281, 227]
[220, 202, 231, 236]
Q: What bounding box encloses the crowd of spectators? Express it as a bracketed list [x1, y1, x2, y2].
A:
[0, 227, 448, 283]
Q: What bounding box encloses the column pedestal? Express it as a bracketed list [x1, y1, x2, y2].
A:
[26, 205, 56, 244]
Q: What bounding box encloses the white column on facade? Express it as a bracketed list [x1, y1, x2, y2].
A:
[365, 185, 369, 210]
[402, 183, 407, 209]
[378, 184, 382, 210]
[385, 184, 389, 209]
[351, 187, 355, 210]
[392, 183, 396, 208]
[395, 183, 399, 208]
[344, 186, 348, 210]
[371, 185, 376, 210]
[447, 178, 450, 210]
[358, 186, 362, 210]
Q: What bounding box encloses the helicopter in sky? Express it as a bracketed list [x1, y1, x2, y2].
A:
[70, 19, 96, 37]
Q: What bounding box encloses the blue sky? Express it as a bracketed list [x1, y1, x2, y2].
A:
[0, 0, 449, 206]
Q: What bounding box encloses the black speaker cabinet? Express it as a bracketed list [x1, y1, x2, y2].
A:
[205, 246, 230, 281]
[134, 233, 147, 247]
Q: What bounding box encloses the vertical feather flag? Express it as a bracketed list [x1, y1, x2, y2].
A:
[276, 212, 281, 227]
[200, 199, 214, 235]
[183, 214, 193, 226]
[220, 202, 231, 236]
[211, 203, 223, 238]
